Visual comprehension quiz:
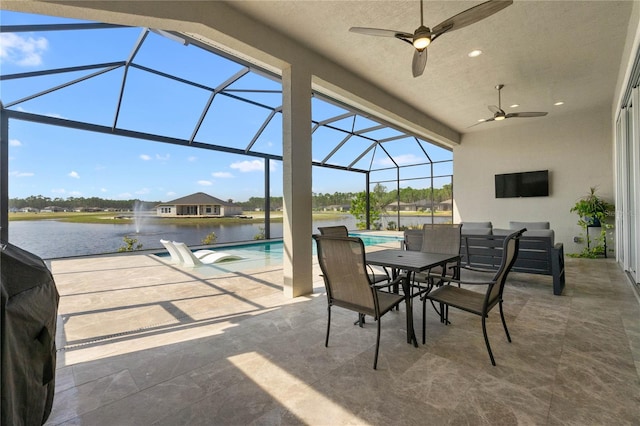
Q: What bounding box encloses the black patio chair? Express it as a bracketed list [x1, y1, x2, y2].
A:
[403, 224, 462, 342]
[318, 226, 391, 284]
[312, 234, 404, 370]
[424, 228, 525, 365]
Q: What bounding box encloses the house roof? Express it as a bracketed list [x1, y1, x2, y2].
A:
[161, 192, 238, 207]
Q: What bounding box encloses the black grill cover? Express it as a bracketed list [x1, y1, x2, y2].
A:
[1, 241, 59, 425]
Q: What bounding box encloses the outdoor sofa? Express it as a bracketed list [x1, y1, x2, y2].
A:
[460, 221, 565, 295]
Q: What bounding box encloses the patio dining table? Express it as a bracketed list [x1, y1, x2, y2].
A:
[366, 249, 460, 347]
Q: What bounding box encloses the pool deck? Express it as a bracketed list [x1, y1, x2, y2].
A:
[44, 236, 640, 425]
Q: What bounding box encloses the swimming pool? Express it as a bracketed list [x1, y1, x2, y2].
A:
[158, 233, 403, 276]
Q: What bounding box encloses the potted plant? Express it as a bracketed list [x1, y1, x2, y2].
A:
[570, 186, 614, 257]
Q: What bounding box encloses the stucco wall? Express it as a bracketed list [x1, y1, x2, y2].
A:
[453, 105, 614, 255]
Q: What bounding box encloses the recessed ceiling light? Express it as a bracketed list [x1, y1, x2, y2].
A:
[554, 101, 564, 106]
[510, 104, 519, 108]
[477, 118, 486, 122]
[468, 49, 482, 58]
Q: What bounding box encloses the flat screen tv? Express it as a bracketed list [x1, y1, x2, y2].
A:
[495, 170, 549, 198]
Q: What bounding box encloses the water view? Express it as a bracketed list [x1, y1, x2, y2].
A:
[8, 214, 450, 259]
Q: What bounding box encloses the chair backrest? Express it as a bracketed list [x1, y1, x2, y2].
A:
[420, 224, 461, 255]
[486, 228, 525, 306]
[318, 225, 349, 237]
[312, 235, 374, 313]
[160, 239, 182, 264]
[403, 229, 423, 251]
[172, 242, 202, 267]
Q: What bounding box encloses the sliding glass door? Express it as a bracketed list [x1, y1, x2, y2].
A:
[615, 87, 639, 286]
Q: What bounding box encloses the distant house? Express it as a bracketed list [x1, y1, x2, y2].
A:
[156, 192, 243, 217]
[385, 201, 418, 212]
[41, 206, 64, 212]
[438, 199, 453, 211]
[19, 207, 39, 213]
[323, 204, 350, 212]
[385, 199, 441, 212]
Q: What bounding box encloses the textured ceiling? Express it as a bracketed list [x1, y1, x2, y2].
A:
[224, 0, 633, 134]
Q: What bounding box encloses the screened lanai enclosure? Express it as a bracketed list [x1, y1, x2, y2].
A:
[0, 13, 453, 245]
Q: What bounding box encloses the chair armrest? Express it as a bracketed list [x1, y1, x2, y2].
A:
[437, 275, 496, 285]
[367, 264, 390, 277]
[372, 275, 403, 289]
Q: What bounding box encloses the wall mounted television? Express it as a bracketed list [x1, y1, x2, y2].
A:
[495, 170, 549, 198]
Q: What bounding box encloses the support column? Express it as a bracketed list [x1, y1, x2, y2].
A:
[282, 65, 313, 297]
[1, 111, 8, 242]
[264, 158, 271, 240]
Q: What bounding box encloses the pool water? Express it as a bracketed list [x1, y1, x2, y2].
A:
[349, 233, 403, 246]
[158, 234, 402, 276]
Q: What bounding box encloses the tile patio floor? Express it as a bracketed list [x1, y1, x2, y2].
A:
[44, 243, 640, 425]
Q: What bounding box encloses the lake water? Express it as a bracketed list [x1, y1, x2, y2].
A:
[7, 214, 449, 259]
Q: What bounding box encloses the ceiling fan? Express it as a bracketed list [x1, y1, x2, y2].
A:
[349, 0, 513, 77]
[475, 84, 548, 125]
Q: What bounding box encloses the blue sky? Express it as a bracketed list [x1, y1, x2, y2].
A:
[1, 10, 452, 203]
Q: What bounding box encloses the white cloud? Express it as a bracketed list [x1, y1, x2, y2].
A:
[376, 154, 421, 166]
[69, 191, 82, 196]
[166, 191, 177, 197]
[156, 154, 170, 161]
[9, 171, 34, 177]
[51, 188, 66, 194]
[187, 156, 197, 162]
[198, 180, 213, 186]
[135, 188, 150, 195]
[118, 192, 133, 198]
[212, 171, 233, 178]
[0, 33, 48, 66]
[9, 139, 22, 147]
[230, 159, 264, 172]
[100, 188, 108, 193]
[68, 171, 80, 179]
[139, 154, 152, 161]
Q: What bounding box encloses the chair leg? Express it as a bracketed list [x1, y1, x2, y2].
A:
[325, 306, 331, 347]
[422, 296, 427, 344]
[499, 301, 512, 342]
[353, 313, 365, 327]
[482, 315, 496, 366]
[373, 317, 381, 370]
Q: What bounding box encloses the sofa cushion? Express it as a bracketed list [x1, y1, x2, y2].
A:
[522, 229, 555, 245]
[461, 222, 493, 235]
[494, 228, 554, 244]
[461, 221, 493, 229]
[461, 227, 492, 235]
[510, 221, 550, 230]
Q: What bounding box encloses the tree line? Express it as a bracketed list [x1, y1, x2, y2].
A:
[9, 184, 452, 211]
[8, 195, 160, 211]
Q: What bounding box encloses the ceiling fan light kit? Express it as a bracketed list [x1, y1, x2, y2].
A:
[349, 0, 513, 77]
[470, 84, 549, 127]
[412, 26, 431, 49]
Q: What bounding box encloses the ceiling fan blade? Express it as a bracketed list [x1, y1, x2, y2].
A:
[488, 105, 501, 114]
[432, 0, 513, 38]
[506, 112, 549, 118]
[467, 118, 493, 128]
[412, 49, 427, 78]
[349, 27, 412, 39]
